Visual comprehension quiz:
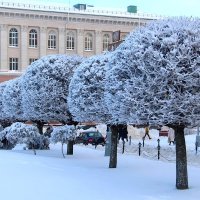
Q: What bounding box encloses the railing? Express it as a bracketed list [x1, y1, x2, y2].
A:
[0, 1, 164, 19]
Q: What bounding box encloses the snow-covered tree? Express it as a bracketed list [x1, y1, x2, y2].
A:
[0, 81, 12, 127]
[0, 83, 6, 122]
[68, 53, 118, 166]
[21, 54, 84, 133]
[2, 78, 24, 122]
[51, 125, 77, 157]
[51, 125, 76, 143]
[68, 53, 111, 123]
[105, 17, 200, 189]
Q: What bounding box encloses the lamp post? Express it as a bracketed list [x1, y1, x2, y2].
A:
[105, 126, 111, 156]
[196, 126, 200, 154]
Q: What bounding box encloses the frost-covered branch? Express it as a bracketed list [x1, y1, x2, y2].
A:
[21, 54, 84, 124]
[68, 53, 111, 123]
[105, 17, 200, 127]
[51, 125, 77, 144]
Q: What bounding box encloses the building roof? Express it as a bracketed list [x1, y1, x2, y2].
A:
[0, 1, 163, 19]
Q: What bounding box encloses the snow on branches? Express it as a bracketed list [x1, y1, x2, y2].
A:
[5, 122, 40, 146]
[68, 53, 111, 123]
[51, 125, 77, 144]
[105, 17, 200, 127]
[0, 82, 9, 122]
[21, 54, 84, 123]
[2, 78, 23, 122]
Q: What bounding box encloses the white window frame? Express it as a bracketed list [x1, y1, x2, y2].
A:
[66, 32, 75, 50]
[84, 33, 93, 51]
[9, 28, 18, 47]
[48, 31, 56, 49]
[9, 57, 18, 70]
[29, 29, 37, 48]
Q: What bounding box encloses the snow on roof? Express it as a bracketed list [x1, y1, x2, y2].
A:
[0, 1, 163, 19]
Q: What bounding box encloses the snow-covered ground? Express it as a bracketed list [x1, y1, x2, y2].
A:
[120, 131, 200, 167]
[0, 133, 200, 200]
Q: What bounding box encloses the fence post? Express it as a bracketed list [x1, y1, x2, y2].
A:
[122, 140, 125, 154]
[142, 137, 145, 147]
[129, 136, 131, 145]
[138, 142, 142, 156]
[157, 139, 160, 160]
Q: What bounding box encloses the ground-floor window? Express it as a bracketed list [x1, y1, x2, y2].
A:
[9, 57, 18, 70]
[29, 58, 38, 65]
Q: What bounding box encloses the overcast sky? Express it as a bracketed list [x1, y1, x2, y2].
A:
[4, 0, 200, 17]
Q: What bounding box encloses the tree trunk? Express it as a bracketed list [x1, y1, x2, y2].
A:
[67, 140, 74, 155]
[1, 121, 12, 128]
[36, 121, 44, 135]
[174, 125, 188, 189]
[109, 125, 118, 168]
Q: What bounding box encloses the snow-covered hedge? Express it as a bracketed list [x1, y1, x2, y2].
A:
[0, 127, 7, 141]
[0, 122, 49, 149]
[0, 127, 14, 149]
[5, 122, 40, 146]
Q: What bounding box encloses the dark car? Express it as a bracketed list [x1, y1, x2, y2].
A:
[75, 131, 105, 146]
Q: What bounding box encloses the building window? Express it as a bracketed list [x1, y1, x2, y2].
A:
[9, 28, 18, 47]
[66, 32, 75, 50]
[121, 34, 127, 41]
[29, 58, 38, 65]
[48, 31, 56, 49]
[85, 33, 93, 51]
[103, 34, 110, 51]
[9, 58, 18, 70]
[29, 29, 37, 48]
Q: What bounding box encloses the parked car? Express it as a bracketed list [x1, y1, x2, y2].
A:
[75, 131, 105, 146]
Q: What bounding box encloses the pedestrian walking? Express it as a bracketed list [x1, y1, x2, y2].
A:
[118, 125, 128, 142]
[143, 126, 151, 140]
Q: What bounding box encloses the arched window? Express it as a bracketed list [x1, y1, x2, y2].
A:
[85, 33, 93, 51]
[66, 32, 75, 50]
[48, 31, 56, 49]
[29, 29, 37, 48]
[9, 28, 18, 47]
[103, 34, 110, 51]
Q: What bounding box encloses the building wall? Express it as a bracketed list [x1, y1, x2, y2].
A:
[0, 5, 156, 76]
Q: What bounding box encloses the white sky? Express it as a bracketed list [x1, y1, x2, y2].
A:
[3, 0, 200, 17]
[67, 0, 200, 17]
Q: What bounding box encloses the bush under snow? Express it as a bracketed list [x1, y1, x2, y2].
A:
[51, 125, 77, 144]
